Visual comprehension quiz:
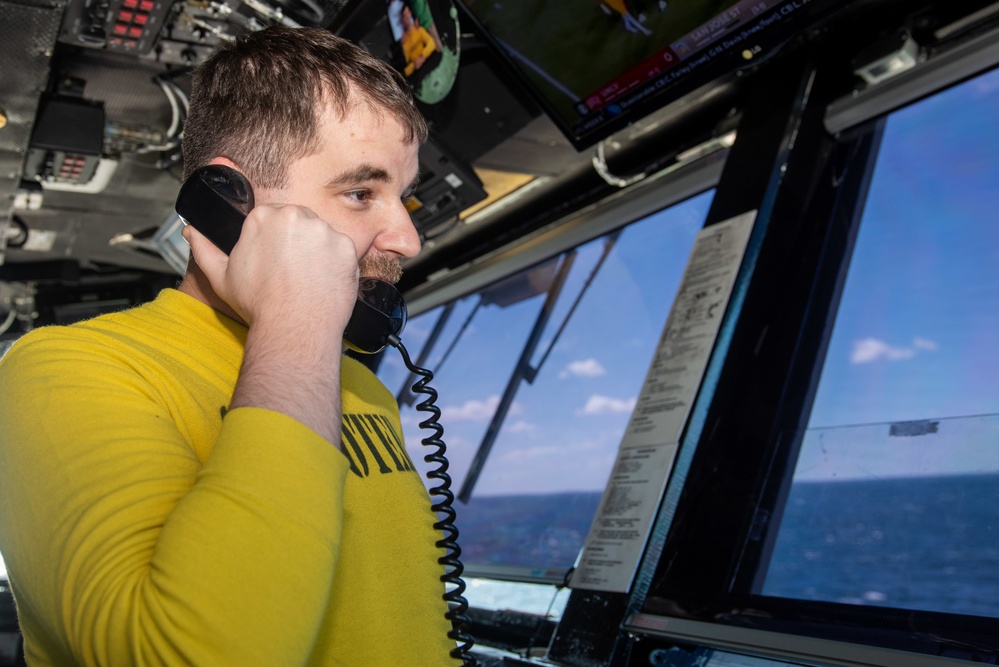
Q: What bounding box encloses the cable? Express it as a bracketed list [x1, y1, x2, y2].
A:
[158, 77, 181, 139]
[421, 214, 463, 243]
[0, 310, 16, 336]
[388, 333, 477, 666]
[135, 76, 187, 156]
[165, 79, 190, 114]
[5, 216, 29, 249]
[272, 0, 324, 25]
[592, 140, 648, 188]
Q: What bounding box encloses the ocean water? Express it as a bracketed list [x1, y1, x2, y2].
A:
[449, 476, 999, 620]
[453, 491, 602, 617]
[456, 491, 602, 571]
[763, 473, 999, 618]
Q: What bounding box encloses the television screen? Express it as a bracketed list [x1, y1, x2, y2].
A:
[457, 0, 844, 150]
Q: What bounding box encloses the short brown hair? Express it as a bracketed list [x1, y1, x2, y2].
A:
[182, 26, 428, 187]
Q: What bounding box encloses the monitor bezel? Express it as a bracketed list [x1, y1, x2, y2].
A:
[454, 0, 852, 151]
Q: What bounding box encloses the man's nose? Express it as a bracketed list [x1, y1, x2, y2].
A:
[378, 202, 422, 259]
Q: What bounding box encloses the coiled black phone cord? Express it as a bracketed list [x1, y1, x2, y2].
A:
[389, 335, 477, 666]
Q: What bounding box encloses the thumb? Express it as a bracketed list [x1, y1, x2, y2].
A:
[182, 224, 229, 283]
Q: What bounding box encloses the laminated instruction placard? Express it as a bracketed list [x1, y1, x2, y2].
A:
[570, 210, 756, 593]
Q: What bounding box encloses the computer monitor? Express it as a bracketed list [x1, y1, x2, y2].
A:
[458, 0, 850, 150]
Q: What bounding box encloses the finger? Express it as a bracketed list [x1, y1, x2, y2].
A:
[183, 224, 229, 280]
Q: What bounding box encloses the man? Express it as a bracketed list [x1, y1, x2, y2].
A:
[0, 26, 460, 666]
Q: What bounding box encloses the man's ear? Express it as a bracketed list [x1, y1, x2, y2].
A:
[206, 157, 259, 196]
[208, 156, 242, 172]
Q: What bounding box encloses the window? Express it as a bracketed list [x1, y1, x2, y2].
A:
[628, 63, 999, 667]
[761, 65, 999, 618]
[379, 191, 712, 612]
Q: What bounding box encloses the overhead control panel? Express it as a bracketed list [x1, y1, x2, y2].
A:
[58, 0, 237, 65]
[59, 0, 174, 55]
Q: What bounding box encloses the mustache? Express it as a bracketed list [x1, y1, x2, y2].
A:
[358, 254, 404, 285]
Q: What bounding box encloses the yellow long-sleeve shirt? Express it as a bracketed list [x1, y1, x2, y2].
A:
[0, 289, 457, 666]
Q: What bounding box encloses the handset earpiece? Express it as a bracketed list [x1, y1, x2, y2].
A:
[174, 164, 407, 354]
[176, 165, 253, 255]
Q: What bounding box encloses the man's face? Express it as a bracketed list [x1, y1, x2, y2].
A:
[252, 96, 422, 284]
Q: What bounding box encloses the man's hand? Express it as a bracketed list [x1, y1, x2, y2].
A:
[184, 203, 359, 335]
[184, 203, 355, 446]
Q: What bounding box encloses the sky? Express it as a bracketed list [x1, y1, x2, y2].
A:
[380, 65, 999, 496]
[797, 68, 999, 480]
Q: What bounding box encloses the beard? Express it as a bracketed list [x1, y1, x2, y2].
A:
[359, 253, 404, 285]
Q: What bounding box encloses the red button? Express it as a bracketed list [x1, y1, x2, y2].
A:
[118, 10, 133, 21]
[113, 23, 127, 35]
[139, 1, 154, 11]
[133, 13, 148, 24]
[128, 26, 143, 37]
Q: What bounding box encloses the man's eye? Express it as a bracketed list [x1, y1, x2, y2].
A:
[347, 189, 372, 203]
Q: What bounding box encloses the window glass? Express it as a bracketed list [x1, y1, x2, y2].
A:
[466, 579, 572, 617]
[762, 67, 999, 617]
[380, 191, 712, 611]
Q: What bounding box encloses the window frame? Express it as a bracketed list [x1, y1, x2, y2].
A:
[619, 55, 999, 667]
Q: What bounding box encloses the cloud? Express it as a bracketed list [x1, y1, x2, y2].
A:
[440, 395, 522, 422]
[443, 395, 501, 421]
[495, 436, 612, 463]
[850, 337, 938, 364]
[559, 358, 606, 379]
[578, 394, 637, 416]
[504, 420, 535, 434]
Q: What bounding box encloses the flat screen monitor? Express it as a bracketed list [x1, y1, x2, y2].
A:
[457, 0, 846, 150]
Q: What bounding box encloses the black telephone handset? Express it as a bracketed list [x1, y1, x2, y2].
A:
[175, 164, 406, 355]
[175, 164, 476, 665]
